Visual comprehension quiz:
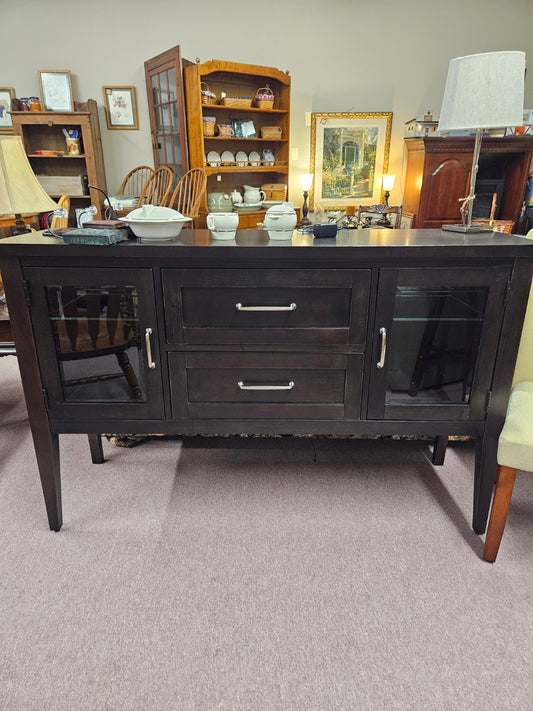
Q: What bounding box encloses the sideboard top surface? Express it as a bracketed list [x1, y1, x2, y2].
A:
[1, 229, 532, 262]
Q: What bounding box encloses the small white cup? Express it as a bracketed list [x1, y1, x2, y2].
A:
[207, 211, 239, 239]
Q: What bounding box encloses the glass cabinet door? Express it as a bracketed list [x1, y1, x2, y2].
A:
[26, 268, 164, 420]
[367, 268, 509, 420]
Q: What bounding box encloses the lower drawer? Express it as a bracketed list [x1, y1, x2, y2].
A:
[169, 351, 363, 419]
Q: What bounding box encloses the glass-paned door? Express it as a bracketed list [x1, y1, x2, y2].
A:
[367, 268, 509, 420]
[144, 45, 191, 187]
[26, 268, 164, 420]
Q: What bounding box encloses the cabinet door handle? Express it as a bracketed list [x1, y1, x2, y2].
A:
[145, 327, 156, 369]
[377, 327, 387, 369]
[235, 302, 297, 312]
[237, 380, 295, 391]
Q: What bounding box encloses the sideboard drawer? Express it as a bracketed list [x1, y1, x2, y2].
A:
[162, 269, 370, 347]
[169, 351, 363, 419]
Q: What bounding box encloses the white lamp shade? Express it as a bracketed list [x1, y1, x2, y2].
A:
[438, 51, 525, 131]
[300, 173, 314, 191]
[382, 174, 396, 191]
[0, 135, 59, 214]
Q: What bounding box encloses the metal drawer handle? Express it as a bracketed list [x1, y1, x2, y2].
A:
[145, 327, 156, 369]
[377, 326, 387, 369]
[238, 380, 295, 391]
[235, 302, 297, 312]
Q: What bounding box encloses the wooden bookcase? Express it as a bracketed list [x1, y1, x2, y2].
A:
[402, 136, 533, 230]
[184, 59, 291, 227]
[11, 99, 107, 224]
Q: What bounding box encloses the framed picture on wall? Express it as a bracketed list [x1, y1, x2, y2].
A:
[310, 112, 393, 211]
[103, 86, 138, 130]
[39, 71, 74, 111]
[0, 87, 15, 133]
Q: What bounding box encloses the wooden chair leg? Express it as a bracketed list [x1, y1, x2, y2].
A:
[483, 464, 517, 562]
[88, 434, 104, 464]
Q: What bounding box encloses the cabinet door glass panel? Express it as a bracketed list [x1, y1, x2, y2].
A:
[386, 286, 487, 405]
[45, 285, 146, 403]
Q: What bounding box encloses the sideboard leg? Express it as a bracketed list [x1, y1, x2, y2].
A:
[431, 435, 448, 465]
[88, 434, 105, 464]
[472, 434, 498, 534]
[32, 429, 62, 531]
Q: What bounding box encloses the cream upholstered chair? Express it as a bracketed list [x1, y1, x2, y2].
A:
[483, 281, 533, 562]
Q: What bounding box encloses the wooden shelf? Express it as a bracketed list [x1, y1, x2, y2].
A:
[185, 59, 291, 227]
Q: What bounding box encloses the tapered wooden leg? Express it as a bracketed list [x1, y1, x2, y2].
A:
[431, 435, 448, 465]
[88, 434, 104, 464]
[483, 465, 517, 562]
[31, 428, 62, 531]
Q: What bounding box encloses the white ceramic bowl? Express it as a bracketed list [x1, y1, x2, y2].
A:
[121, 205, 191, 240]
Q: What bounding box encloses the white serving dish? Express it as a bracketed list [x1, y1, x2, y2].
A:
[121, 205, 191, 241]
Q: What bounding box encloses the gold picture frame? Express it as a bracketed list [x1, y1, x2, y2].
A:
[103, 86, 138, 130]
[39, 70, 74, 111]
[310, 111, 393, 211]
[0, 87, 15, 133]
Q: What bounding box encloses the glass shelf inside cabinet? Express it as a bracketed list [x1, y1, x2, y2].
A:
[385, 286, 488, 405]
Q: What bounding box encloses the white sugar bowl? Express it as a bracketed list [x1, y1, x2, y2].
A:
[264, 202, 297, 240]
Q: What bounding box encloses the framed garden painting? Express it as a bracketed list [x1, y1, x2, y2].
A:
[0, 87, 15, 133]
[310, 112, 393, 210]
[103, 86, 138, 130]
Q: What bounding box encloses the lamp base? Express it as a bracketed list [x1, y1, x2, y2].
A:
[441, 223, 494, 234]
[11, 214, 32, 236]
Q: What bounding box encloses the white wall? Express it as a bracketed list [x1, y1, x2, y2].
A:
[3, 0, 532, 204]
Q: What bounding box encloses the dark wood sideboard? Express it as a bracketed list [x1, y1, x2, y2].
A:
[1, 229, 531, 533]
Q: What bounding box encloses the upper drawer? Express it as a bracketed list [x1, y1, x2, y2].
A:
[162, 269, 370, 347]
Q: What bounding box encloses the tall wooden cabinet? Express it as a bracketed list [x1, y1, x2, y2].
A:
[11, 99, 107, 223]
[184, 59, 291, 227]
[402, 136, 533, 230]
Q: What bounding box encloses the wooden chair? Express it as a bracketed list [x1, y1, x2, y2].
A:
[50, 195, 70, 229]
[357, 205, 402, 229]
[167, 168, 207, 226]
[119, 166, 154, 199]
[137, 166, 174, 208]
[483, 282, 533, 562]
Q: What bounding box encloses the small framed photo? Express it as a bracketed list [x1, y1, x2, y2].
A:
[0, 87, 15, 133]
[39, 71, 74, 111]
[400, 211, 416, 229]
[103, 86, 138, 130]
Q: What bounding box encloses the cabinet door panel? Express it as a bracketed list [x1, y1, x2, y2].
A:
[367, 268, 509, 420]
[424, 157, 470, 222]
[25, 268, 164, 420]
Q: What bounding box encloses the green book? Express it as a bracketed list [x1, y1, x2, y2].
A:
[62, 228, 130, 245]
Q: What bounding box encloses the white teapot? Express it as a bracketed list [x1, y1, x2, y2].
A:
[243, 185, 266, 205]
[263, 201, 297, 239]
[230, 189, 243, 205]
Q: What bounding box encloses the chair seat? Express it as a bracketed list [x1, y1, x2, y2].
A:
[497, 381, 533, 472]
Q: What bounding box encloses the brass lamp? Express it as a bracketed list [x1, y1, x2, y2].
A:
[299, 173, 313, 227]
[0, 135, 59, 235]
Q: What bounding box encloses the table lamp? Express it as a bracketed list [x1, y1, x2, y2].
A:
[299, 173, 313, 226]
[437, 50, 525, 233]
[0, 135, 60, 235]
[381, 174, 395, 208]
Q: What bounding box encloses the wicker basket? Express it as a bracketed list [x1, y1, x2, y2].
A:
[260, 125, 282, 139]
[472, 219, 515, 234]
[202, 118, 216, 137]
[254, 87, 275, 109]
[220, 96, 253, 108]
[200, 82, 216, 105]
[261, 183, 287, 201]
